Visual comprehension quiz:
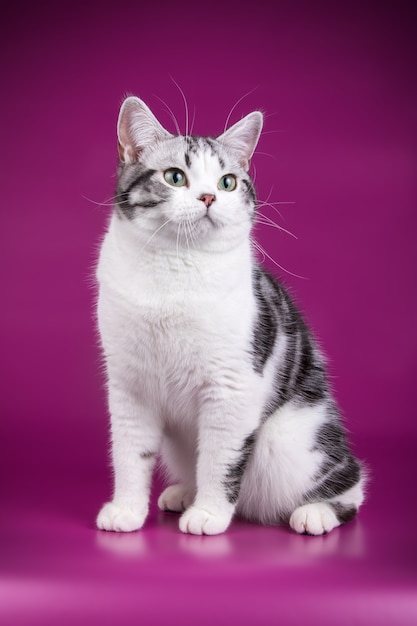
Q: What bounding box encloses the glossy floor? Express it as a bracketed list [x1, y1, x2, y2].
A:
[2, 440, 416, 626]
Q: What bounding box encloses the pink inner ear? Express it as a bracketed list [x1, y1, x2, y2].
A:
[117, 101, 139, 163]
[117, 140, 141, 164]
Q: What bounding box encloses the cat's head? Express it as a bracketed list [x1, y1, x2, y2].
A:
[115, 96, 263, 252]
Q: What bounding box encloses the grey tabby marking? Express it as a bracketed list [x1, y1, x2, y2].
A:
[252, 267, 328, 414]
[224, 432, 257, 504]
[245, 271, 359, 510]
[330, 502, 358, 524]
[110, 107, 364, 531]
[116, 165, 169, 218]
[251, 268, 279, 375]
[183, 136, 226, 170]
[115, 137, 363, 518]
[307, 420, 361, 501]
[242, 178, 257, 206]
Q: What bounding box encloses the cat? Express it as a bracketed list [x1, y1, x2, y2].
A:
[96, 95, 366, 536]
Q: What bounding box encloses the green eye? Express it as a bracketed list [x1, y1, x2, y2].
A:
[218, 174, 237, 192]
[164, 168, 187, 187]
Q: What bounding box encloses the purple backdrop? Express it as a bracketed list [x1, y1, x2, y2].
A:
[1, 1, 416, 624]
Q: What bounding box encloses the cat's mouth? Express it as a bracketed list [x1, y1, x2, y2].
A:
[170, 206, 225, 238]
[184, 208, 220, 229]
[203, 210, 217, 227]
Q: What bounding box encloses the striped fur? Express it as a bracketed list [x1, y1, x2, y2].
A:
[96, 96, 366, 536]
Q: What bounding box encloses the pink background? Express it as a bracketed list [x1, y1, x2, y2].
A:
[1, 1, 416, 624]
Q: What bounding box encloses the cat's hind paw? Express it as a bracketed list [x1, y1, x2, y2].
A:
[158, 484, 194, 513]
[289, 503, 340, 536]
[96, 502, 147, 533]
[179, 505, 232, 536]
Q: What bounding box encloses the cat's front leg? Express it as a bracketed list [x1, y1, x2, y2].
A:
[179, 400, 257, 536]
[97, 385, 160, 532]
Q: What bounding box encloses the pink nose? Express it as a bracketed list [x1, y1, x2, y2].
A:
[199, 194, 216, 208]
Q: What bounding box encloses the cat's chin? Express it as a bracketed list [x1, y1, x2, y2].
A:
[155, 218, 236, 252]
[180, 216, 250, 249]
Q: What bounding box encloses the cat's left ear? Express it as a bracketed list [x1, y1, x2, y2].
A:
[217, 111, 263, 170]
[117, 96, 172, 163]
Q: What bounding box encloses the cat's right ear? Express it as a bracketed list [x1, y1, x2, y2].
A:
[117, 96, 172, 163]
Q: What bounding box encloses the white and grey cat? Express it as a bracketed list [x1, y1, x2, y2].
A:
[96, 96, 365, 536]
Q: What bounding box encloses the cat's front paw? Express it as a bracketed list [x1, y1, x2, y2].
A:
[158, 484, 194, 513]
[179, 505, 232, 536]
[96, 502, 147, 532]
[289, 503, 340, 536]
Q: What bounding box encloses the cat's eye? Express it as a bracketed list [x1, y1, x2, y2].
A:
[164, 168, 187, 187]
[218, 174, 237, 192]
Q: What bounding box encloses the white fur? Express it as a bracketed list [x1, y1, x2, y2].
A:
[218, 111, 263, 169]
[96, 212, 266, 533]
[289, 503, 340, 535]
[158, 484, 193, 513]
[117, 96, 171, 163]
[96, 98, 364, 536]
[237, 402, 329, 524]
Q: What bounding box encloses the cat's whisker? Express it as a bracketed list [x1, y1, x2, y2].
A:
[252, 239, 307, 280]
[260, 201, 296, 206]
[255, 151, 278, 162]
[257, 198, 293, 222]
[259, 185, 295, 212]
[252, 241, 266, 264]
[190, 105, 196, 136]
[82, 194, 117, 208]
[184, 221, 192, 257]
[187, 220, 198, 254]
[181, 218, 189, 251]
[255, 213, 298, 239]
[154, 95, 181, 135]
[182, 219, 195, 259]
[223, 87, 258, 135]
[263, 186, 274, 205]
[170, 75, 189, 138]
[257, 200, 296, 225]
[257, 202, 283, 221]
[176, 222, 180, 263]
[138, 218, 173, 255]
[261, 129, 288, 135]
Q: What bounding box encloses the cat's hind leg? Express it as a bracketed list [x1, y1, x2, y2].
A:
[290, 477, 365, 535]
[237, 401, 366, 535]
[158, 484, 194, 513]
[289, 502, 340, 535]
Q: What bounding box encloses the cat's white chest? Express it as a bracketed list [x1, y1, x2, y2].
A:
[97, 220, 256, 420]
[98, 285, 208, 414]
